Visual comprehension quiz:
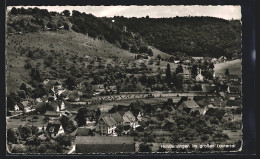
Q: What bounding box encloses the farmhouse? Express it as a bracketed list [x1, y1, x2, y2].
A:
[96, 115, 117, 135]
[96, 110, 138, 135]
[75, 136, 135, 153]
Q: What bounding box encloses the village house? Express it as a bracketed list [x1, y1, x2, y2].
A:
[68, 92, 80, 102]
[75, 136, 135, 153]
[96, 115, 117, 135]
[201, 83, 217, 93]
[107, 85, 117, 93]
[209, 97, 224, 107]
[227, 85, 241, 94]
[178, 99, 200, 114]
[96, 110, 139, 135]
[196, 69, 204, 82]
[45, 121, 64, 138]
[92, 84, 106, 95]
[218, 56, 227, 62]
[120, 110, 138, 128]
[17, 101, 30, 112]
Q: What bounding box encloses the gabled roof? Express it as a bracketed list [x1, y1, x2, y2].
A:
[46, 121, 62, 133]
[41, 96, 48, 102]
[50, 101, 59, 111]
[226, 100, 241, 107]
[124, 111, 136, 122]
[181, 100, 199, 109]
[101, 116, 117, 127]
[110, 112, 123, 123]
[219, 92, 226, 98]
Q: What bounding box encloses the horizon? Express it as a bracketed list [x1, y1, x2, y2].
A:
[7, 6, 241, 20]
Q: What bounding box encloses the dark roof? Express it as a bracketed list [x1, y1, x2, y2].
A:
[41, 96, 48, 102]
[75, 136, 134, 145]
[226, 100, 241, 107]
[229, 86, 241, 93]
[101, 116, 117, 127]
[50, 101, 59, 110]
[75, 127, 92, 136]
[110, 112, 123, 123]
[201, 84, 216, 92]
[46, 121, 62, 133]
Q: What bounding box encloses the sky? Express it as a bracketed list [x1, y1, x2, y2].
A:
[7, 6, 241, 20]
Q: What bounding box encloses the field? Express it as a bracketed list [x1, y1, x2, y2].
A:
[6, 115, 46, 129]
[214, 59, 242, 75]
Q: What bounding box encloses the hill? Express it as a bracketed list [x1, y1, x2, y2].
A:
[214, 59, 242, 75]
[7, 7, 242, 59]
[108, 16, 242, 58]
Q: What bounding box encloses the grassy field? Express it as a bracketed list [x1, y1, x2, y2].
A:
[214, 59, 242, 75]
[6, 115, 46, 129]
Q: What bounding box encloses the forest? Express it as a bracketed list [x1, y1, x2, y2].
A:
[7, 7, 241, 58]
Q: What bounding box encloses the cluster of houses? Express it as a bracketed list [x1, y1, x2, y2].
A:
[96, 110, 141, 135]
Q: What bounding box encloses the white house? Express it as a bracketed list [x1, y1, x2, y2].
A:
[46, 121, 64, 138]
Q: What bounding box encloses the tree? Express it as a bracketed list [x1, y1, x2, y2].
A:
[7, 93, 17, 111]
[64, 23, 70, 30]
[56, 134, 72, 147]
[209, 63, 215, 69]
[201, 134, 209, 142]
[225, 69, 230, 75]
[165, 63, 172, 86]
[176, 64, 184, 74]
[139, 45, 148, 53]
[64, 76, 77, 90]
[20, 83, 27, 91]
[147, 49, 153, 56]
[121, 41, 129, 50]
[139, 143, 152, 152]
[26, 136, 41, 148]
[30, 125, 39, 135]
[62, 10, 70, 16]
[115, 124, 124, 136]
[130, 44, 138, 53]
[74, 107, 89, 127]
[191, 64, 198, 76]
[18, 125, 32, 140]
[7, 128, 20, 144]
[95, 108, 101, 122]
[11, 7, 18, 15]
